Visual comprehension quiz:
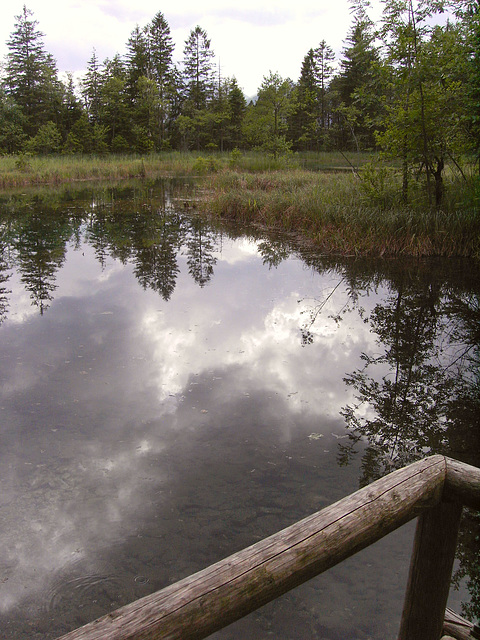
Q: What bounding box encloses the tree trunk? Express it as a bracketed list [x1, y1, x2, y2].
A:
[434, 157, 444, 208]
[402, 154, 409, 204]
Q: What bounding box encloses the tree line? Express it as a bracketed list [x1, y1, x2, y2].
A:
[0, 1, 479, 201]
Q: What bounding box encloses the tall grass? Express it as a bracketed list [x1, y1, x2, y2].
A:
[0, 150, 377, 189]
[200, 169, 480, 258]
[0, 153, 204, 188]
[1, 150, 478, 257]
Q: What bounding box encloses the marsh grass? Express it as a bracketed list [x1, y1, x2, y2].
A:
[0, 150, 375, 189]
[201, 169, 480, 257]
[1, 151, 478, 257]
[0, 153, 197, 188]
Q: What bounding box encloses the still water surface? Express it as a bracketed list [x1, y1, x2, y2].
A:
[0, 181, 479, 639]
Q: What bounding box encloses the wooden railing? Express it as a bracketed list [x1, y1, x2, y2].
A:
[56, 455, 480, 640]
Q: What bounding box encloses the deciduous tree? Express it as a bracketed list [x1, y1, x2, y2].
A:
[249, 71, 293, 156]
[377, 0, 469, 206]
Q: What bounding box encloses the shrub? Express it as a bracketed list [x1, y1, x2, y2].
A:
[192, 156, 220, 174]
[26, 122, 61, 155]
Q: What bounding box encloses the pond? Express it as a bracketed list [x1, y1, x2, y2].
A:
[0, 180, 479, 639]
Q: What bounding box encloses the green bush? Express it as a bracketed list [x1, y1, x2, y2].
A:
[192, 156, 220, 174]
[228, 148, 242, 168]
[15, 153, 32, 171]
[26, 121, 61, 155]
[359, 160, 397, 208]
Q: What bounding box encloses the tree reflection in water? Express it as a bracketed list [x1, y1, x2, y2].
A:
[299, 256, 480, 622]
[0, 180, 219, 313]
[1, 182, 480, 626]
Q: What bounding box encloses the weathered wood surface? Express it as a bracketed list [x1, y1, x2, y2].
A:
[444, 457, 480, 510]
[398, 501, 463, 640]
[56, 455, 446, 640]
[443, 607, 476, 639]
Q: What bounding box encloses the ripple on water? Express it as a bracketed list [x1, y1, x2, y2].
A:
[44, 558, 146, 626]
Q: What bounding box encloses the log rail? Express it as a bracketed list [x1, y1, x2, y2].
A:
[55, 455, 480, 640]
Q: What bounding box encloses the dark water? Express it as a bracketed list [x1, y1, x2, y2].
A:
[0, 181, 479, 639]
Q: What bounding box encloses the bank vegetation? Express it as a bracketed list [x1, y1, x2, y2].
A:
[199, 155, 480, 258]
[0, 150, 478, 258]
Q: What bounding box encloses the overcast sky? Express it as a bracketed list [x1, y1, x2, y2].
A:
[0, 0, 377, 98]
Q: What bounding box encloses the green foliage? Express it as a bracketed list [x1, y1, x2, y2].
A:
[14, 153, 32, 171]
[463, 2, 480, 166]
[111, 135, 130, 153]
[228, 148, 242, 168]
[332, 17, 381, 150]
[81, 49, 102, 124]
[4, 6, 62, 138]
[26, 121, 61, 155]
[0, 0, 476, 186]
[63, 113, 92, 153]
[263, 136, 293, 160]
[376, 0, 470, 207]
[192, 155, 220, 174]
[359, 159, 396, 207]
[245, 72, 294, 157]
[131, 125, 154, 154]
[182, 26, 215, 112]
[0, 89, 27, 153]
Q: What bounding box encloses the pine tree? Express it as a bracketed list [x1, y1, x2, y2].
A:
[227, 78, 247, 149]
[4, 5, 61, 138]
[182, 26, 215, 112]
[100, 56, 129, 148]
[333, 17, 380, 149]
[314, 40, 335, 133]
[123, 14, 176, 149]
[125, 25, 149, 105]
[147, 12, 174, 92]
[60, 73, 83, 140]
[289, 50, 320, 151]
[81, 49, 103, 124]
[0, 87, 27, 153]
[145, 11, 175, 147]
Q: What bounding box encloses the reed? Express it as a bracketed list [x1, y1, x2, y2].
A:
[1, 151, 478, 257]
[0, 150, 376, 189]
[200, 169, 480, 258]
[0, 152, 212, 188]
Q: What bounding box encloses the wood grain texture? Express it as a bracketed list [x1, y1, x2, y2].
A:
[398, 501, 463, 640]
[443, 607, 475, 640]
[56, 455, 446, 640]
[444, 457, 480, 510]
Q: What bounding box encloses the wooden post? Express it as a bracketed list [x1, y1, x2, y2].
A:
[398, 501, 463, 640]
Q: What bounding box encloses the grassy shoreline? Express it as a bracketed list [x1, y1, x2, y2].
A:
[0, 150, 376, 188]
[199, 168, 480, 258]
[0, 152, 189, 188]
[1, 152, 478, 258]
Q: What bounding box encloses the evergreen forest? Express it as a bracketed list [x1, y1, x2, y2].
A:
[0, 1, 479, 208]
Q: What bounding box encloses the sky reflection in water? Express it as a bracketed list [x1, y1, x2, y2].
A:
[0, 185, 477, 639]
